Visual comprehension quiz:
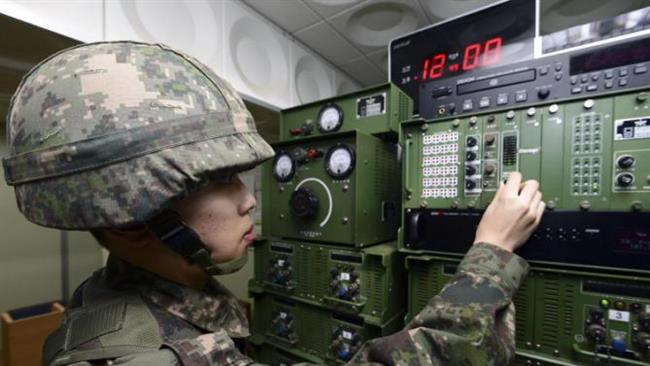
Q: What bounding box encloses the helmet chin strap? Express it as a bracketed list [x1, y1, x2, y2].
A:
[147, 210, 247, 276]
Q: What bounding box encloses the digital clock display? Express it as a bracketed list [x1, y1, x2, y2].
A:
[419, 36, 504, 81]
[390, 0, 535, 110]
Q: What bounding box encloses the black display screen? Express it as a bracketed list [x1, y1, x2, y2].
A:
[390, 0, 535, 108]
[570, 37, 650, 74]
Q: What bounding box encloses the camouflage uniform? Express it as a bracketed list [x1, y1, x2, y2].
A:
[41, 242, 526, 366]
[2, 42, 528, 365]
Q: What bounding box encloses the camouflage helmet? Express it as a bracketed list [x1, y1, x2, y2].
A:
[2, 41, 275, 230]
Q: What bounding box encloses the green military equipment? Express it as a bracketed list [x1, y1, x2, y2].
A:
[406, 255, 650, 365]
[262, 130, 400, 246]
[279, 83, 412, 140]
[400, 90, 650, 213]
[250, 239, 405, 326]
[249, 341, 324, 365]
[250, 292, 404, 364]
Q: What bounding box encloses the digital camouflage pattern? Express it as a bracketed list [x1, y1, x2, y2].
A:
[47, 243, 528, 366]
[2, 41, 274, 229]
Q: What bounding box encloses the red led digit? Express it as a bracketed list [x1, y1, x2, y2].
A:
[429, 53, 446, 79]
[462, 43, 481, 70]
[482, 37, 502, 65]
[421, 58, 431, 80]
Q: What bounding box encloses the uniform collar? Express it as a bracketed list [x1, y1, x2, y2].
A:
[102, 256, 250, 338]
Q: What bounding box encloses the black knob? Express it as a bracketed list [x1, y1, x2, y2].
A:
[639, 312, 650, 331]
[587, 324, 607, 343]
[289, 187, 319, 218]
[466, 137, 477, 147]
[538, 87, 550, 99]
[465, 179, 477, 190]
[466, 151, 477, 161]
[465, 165, 476, 176]
[487, 115, 495, 123]
[617, 155, 635, 169]
[617, 173, 635, 187]
[292, 147, 308, 163]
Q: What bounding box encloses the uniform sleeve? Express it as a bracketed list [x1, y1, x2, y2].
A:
[163, 329, 264, 366]
[346, 242, 529, 366]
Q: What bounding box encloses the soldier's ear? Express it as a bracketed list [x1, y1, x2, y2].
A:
[100, 225, 155, 248]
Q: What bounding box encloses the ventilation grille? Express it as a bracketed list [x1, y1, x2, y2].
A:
[363, 256, 384, 314]
[398, 92, 411, 122]
[502, 134, 518, 166]
[539, 277, 576, 349]
[513, 281, 529, 346]
[409, 260, 440, 315]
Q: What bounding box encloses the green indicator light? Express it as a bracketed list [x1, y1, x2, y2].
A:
[600, 299, 610, 308]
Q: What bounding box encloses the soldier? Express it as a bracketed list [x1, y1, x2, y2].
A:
[2, 41, 544, 365]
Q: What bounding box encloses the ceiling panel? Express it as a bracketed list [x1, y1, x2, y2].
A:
[302, 0, 367, 19]
[338, 56, 385, 86]
[243, 0, 321, 33]
[366, 47, 389, 73]
[294, 21, 364, 66]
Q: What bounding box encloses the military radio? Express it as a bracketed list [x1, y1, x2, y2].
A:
[391, 1, 650, 365]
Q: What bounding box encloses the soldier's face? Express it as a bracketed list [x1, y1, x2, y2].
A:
[174, 175, 257, 263]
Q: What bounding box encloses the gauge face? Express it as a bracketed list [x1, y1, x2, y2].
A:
[325, 144, 355, 179]
[318, 104, 343, 132]
[273, 153, 295, 182]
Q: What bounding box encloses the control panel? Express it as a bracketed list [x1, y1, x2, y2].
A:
[418, 36, 650, 120]
[263, 130, 400, 247]
[250, 240, 405, 326]
[406, 255, 650, 365]
[280, 83, 412, 140]
[251, 293, 404, 364]
[400, 90, 650, 270]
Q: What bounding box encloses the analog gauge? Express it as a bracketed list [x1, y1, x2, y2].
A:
[325, 144, 355, 179]
[317, 103, 344, 132]
[273, 152, 295, 182]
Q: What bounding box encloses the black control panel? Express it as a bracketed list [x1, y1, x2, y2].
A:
[403, 210, 650, 271]
[419, 36, 650, 119]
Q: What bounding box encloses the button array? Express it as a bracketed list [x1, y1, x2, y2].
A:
[571, 156, 601, 196]
[421, 131, 459, 199]
[571, 113, 603, 196]
[570, 64, 646, 94]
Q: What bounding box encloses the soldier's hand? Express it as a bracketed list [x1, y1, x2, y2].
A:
[473, 172, 545, 252]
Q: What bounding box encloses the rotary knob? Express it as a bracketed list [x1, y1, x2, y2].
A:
[289, 187, 319, 218]
[291, 147, 309, 163]
[639, 312, 650, 332]
[466, 136, 477, 147]
[538, 87, 550, 99]
[465, 179, 477, 190]
[466, 151, 477, 161]
[484, 164, 496, 175]
[617, 155, 635, 169]
[617, 173, 635, 187]
[465, 165, 476, 176]
[587, 324, 607, 343]
[485, 134, 496, 146]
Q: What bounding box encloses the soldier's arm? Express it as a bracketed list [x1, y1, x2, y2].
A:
[346, 242, 528, 366]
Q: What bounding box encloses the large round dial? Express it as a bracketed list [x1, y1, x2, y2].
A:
[318, 103, 343, 132]
[325, 144, 355, 179]
[273, 152, 295, 182]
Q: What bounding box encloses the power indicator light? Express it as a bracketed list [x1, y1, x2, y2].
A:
[614, 301, 626, 311]
[600, 299, 610, 308]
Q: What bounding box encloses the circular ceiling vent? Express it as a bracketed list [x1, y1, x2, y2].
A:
[346, 2, 418, 47]
[121, 0, 215, 48]
[295, 55, 332, 104]
[229, 17, 289, 96]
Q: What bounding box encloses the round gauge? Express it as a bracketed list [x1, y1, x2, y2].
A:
[325, 144, 355, 179]
[273, 152, 295, 182]
[317, 103, 344, 133]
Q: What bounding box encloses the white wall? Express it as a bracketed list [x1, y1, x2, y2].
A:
[0, 0, 360, 108]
